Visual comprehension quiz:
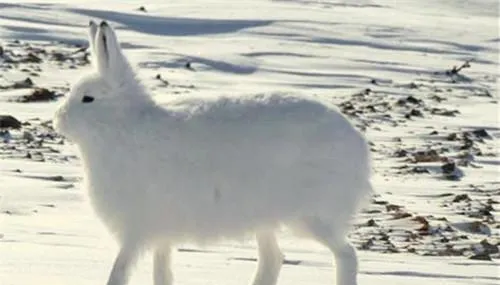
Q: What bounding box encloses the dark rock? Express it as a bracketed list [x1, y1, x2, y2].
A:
[480, 239, 499, 254]
[430, 95, 446, 102]
[51, 52, 66, 62]
[138, 6, 147, 12]
[23, 53, 42, 63]
[406, 109, 423, 119]
[452, 194, 470, 203]
[361, 238, 374, 250]
[413, 149, 441, 163]
[446, 133, 458, 141]
[394, 149, 408, 158]
[386, 204, 401, 212]
[19, 88, 56, 102]
[410, 109, 423, 117]
[431, 108, 460, 117]
[472, 129, 490, 138]
[408, 82, 419, 89]
[441, 162, 456, 174]
[469, 253, 492, 261]
[406, 96, 421, 104]
[460, 136, 474, 150]
[486, 198, 498, 205]
[392, 211, 412, 219]
[365, 105, 376, 112]
[185, 61, 194, 71]
[366, 219, 377, 227]
[12, 77, 34, 89]
[412, 216, 429, 226]
[0, 115, 22, 129]
[411, 166, 430, 174]
[385, 243, 399, 253]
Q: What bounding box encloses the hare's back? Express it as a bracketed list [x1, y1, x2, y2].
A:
[156, 96, 370, 219]
[92, 96, 370, 241]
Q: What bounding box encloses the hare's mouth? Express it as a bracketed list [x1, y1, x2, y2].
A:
[53, 110, 68, 136]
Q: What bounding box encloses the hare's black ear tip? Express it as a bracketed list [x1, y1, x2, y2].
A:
[100, 21, 108, 27]
[89, 20, 96, 27]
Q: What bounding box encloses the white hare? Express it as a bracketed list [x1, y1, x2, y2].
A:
[54, 21, 372, 285]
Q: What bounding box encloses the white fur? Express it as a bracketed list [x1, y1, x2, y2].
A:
[54, 21, 372, 285]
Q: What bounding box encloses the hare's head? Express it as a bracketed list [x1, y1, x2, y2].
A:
[54, 21, 149, 143]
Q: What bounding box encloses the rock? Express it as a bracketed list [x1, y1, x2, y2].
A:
[360, 238, 374, 250]
[12, 77, 34, 89]
[412, 216, 429, 226]
[19, 88, 56, 102]
[22, 131, 35, 142]
[410, 109, 423, 117]
[405, 109, 423, 119]
[386, 204, 401, 212]
[439, 245, 465, 256]
[0, 130, 12, 142]
[479, 239, 499, 254]
[469, 221, 491, 235]
[385, 243, 399, 253]
[366, 219, 377, 227]
[392, 211, 412, 219]
[469, 253, 492, 261]
[51, 52, 66, 62]
[406, 96, 422, 104]
[442, 162, 460, 180]
[0, 115, 22, 129]
[408, 82, 419, 89]
[411, 166, 430, 174]
[185, 61, 194, 71]
[413, 149, 441, 163]
[17, 53, 42, 63]
[452, 194, 470, 203]
[486, 198, 498, 205]
[394, 149, 408, 157]
[472, 129, 490, 138]
[431, 108, 460, 117]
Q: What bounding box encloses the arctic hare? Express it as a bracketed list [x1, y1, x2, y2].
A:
[54, 21, 372, 285]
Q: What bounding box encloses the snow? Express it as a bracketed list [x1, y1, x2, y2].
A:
[0, 0, 499, 284]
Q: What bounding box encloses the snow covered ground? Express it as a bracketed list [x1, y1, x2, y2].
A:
[0, 1, 498, 284]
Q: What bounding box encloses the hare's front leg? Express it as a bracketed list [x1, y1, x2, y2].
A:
[153, 245, 173, 285]
[107, 243, 140, 285]
[252, 231, 284, 285]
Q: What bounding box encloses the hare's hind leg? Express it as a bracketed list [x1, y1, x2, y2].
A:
[153, 244, 173, 285]
[107, 243, 140, 285]
[251, 231, 284, 285]
[298, 217, 358, 285]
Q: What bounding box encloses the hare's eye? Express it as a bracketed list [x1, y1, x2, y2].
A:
[82, 95, 95, 103]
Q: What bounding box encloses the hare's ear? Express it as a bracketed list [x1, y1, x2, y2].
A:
[95, 21, 131, 81]
[88, 20, 98, 67]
